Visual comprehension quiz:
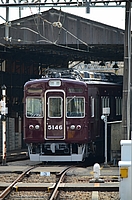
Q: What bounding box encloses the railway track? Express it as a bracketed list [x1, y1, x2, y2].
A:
[48, 166, 75, 200]
[0, 162, 120, 200]
[0, 165, 36, 200]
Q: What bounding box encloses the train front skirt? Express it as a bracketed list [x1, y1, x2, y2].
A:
[28, 144, 86, 162]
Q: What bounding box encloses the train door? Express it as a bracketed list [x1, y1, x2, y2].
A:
[45, 90, 65, 140]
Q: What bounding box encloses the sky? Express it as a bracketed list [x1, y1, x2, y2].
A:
[63, 6, 126, 29]
[0, 3, 127, 29]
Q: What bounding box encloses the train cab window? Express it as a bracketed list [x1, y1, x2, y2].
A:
[48, 97, 62, 118]
[115, 97, 122, 115]
[26, 97, 43, 117]
[91, 96, 95, 117]
[66, 97, 84, 117]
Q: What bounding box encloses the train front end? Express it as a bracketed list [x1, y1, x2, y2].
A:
[24, 78, 89, 162]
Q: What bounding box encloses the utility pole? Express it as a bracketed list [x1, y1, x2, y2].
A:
[101, 107, 110, 167]
[0, 85, 8, 165]
[122, 1, 131, 140]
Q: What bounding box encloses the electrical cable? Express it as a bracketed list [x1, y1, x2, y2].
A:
[23, 6, 89, 51]
[0, 7, 90, 53]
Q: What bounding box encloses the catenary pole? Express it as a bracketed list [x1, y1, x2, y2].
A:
[122, 1, 131, 140]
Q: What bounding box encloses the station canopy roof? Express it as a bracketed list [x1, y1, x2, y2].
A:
[0, 8, 124, 68]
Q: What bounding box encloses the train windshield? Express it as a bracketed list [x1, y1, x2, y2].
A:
[26, 97, 43, 117]
[67, 97, 85, 117]
[48, 97, 62, 118]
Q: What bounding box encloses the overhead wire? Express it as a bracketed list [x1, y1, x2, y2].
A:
[37, 10, 89, 51]
[27, 3, 52, 44]
[51, 8, 64, 44]
[21, 5, 89, 52]
[0, 5, 90, 53]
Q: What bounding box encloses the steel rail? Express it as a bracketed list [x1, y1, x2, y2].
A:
[48, 166, 75, 200]
[0, 165, 36, 200]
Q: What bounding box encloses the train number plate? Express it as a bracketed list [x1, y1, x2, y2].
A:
[48, 125, 63, 130]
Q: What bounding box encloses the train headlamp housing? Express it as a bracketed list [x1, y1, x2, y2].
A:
[76, 125, 81, 130]
[35, 125, 40, 129]
[29, 125, 34, 130]
[70, 125, 75, 130]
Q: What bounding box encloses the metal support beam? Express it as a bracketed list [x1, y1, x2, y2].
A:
[0, 0, 126, 7]
[122, 1, 131, 139]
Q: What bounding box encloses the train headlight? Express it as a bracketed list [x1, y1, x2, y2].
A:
[35, 125, 40, 129]
[76, 125, 81, 130]
[29, 125, 34, 129]
[70, 125, 75, 130]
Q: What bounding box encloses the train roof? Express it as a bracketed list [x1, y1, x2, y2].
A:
[25, 77, 122, 89]
[84, 80, 122, 86]
[25, 68, 123, 86]
[79, 71, 123, 84]
[25, 77, 87, 86]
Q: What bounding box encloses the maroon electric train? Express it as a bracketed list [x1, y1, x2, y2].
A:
[23, 69, 123, 162]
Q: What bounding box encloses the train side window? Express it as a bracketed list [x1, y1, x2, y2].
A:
[101, 96, 110, 113]
[91, 96, 94, 117]
[48, 97, 62, 118]
[26, 97, 43, 118]
[115, 97, 122, 115]
[66, 97, 84, 117]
